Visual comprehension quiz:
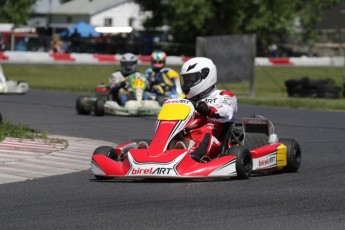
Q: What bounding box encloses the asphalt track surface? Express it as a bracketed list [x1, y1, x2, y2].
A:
[1, 89, 345, 230]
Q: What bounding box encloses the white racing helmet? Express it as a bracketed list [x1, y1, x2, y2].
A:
[179, 57, 217, 99]
[120, 53, 138, 75]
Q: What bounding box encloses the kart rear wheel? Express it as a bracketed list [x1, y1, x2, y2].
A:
[221, 146, 252, 179]
[93, 146, 118, 180]
[94, 99, 105, 116]
[76, 96, 91, 115]
[280, 138, 301, 172]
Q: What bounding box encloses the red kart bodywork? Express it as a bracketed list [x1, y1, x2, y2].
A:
[91, 99, 300, 180]
[92, 142, 287, 179]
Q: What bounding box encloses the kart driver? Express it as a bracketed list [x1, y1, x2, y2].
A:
[179, 57, 238, 161]
[145, 50, 184, 98]
[109, 53, 147, 106]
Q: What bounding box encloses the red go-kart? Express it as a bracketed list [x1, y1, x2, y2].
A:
[91, 98, 301, 180]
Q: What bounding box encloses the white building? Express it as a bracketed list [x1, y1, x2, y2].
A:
[29, 0, 150, 33]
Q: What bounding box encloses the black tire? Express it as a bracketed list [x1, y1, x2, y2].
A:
[286, 85, 304, 97]
[93, 146, 118, 180]
[94, 99, 105, 116]
[0, 112, 2, 123]
[301, 78, 318, 90]
[93, 146, 118, 160]
[316, 85, 341, 98]
[76, 96, 91, 115]
[285, 78, 304, 88]
[280, 138, 301, 173]
[220, 146, 252, 179]
[243, 133, 268, 150]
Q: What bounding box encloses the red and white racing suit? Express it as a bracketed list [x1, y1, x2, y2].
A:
[185, 87, 238, 159]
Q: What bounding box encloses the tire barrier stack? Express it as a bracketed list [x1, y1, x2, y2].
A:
[285, 77, 341, 98]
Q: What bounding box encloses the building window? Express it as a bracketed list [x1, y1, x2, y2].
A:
[66, 16, 72, 23]
[104, 18, 112, 26]
[129, 17, 134, 27]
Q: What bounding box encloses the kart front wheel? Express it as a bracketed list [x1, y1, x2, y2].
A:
[221, 146, 252, 179]
[93, 146, 118, 161]
[280, 138, 301, 172]
[92, 146, 118, 180]
[94, 99, 105, 116]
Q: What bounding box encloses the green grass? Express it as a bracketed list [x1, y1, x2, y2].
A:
[0, 121, 48, 141]
[2, 64, 345, 111]
[225, 66, 345, 111]
[0, 120, 68, 144]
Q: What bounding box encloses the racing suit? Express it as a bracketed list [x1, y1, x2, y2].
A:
[109, 70, 146, 106]
[145, 67, 184, 97]
[185, 87, 238, 160]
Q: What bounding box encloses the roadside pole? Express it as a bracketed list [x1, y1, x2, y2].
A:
[315, 43, 345, 98]
[343, 44, 345, 97]
[10, 27, 15, 51]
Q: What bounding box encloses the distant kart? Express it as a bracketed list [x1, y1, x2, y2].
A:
[0, 65, 29, 94]
[91, 98, 301, 180]
[149, 82, 183, 105]
[76, 78, 161, 116]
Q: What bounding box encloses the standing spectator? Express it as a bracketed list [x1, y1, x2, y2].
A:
[0, 39, 4, 51]
[268, 43, 278, 57]
[50, 34, 63, 53]
[70, 28, 81, 52]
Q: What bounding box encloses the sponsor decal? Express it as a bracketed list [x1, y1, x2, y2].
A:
[204, 98, 217, 104]
[131, 167, 174, 175]
[164, 99, 189, 104]
[258, 156, 276, 166]
[127, 152, 188, 177]
[160, 121, 178, 125]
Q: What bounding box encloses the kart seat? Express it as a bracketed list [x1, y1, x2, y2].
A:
[242, 115, 273, 150]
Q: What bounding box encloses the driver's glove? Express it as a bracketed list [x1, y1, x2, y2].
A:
[118, 81, 128, 89]
[196, 101, 210, 117]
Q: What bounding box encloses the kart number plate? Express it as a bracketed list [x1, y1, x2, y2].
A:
[132, 79, 145, 88]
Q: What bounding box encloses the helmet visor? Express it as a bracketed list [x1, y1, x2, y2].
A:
[152, 60, 165, 68]
[180, 72, 202, 88]
[121, 61, 136, 73]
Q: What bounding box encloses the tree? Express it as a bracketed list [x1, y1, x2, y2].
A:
[0, 0, 37, 26]
[135, 0, 341, 46]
